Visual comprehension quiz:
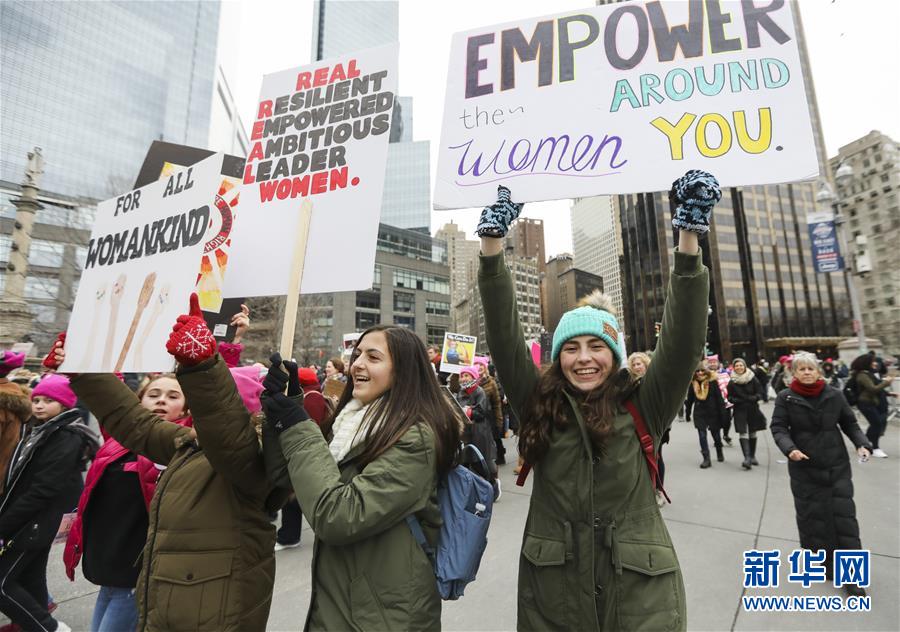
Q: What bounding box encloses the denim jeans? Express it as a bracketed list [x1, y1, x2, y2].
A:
[91, 586, 138, 632]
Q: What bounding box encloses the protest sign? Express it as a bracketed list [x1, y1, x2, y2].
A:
[134, 140, 246, 336]
[61, 153, 225, 373]
[434, 1, 818, 209]
[440, 332, 477, 374]
[806, 212, 844, 273]
[226, 44, 399, 298]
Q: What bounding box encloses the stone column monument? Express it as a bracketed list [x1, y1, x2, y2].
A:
[0, 148, 45, 349]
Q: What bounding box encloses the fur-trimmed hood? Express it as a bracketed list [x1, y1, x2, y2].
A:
[0, 381, 31, 424]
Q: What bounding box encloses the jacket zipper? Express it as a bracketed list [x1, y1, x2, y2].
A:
[140, 445, 199, 631]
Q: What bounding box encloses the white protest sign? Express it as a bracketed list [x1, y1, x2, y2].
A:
[440, 332, 477, 374]
[434, 1, 818, 209]
[226, 44, 399, 297]
[62, 154, 225, 373]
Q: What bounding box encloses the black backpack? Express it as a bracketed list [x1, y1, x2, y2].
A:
[842, 374, 859, 407]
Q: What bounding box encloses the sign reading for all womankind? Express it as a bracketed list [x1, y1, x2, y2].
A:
[61, 154, 225, 373]
[225, 44, 399, 298]
[433, 0, 818, 209]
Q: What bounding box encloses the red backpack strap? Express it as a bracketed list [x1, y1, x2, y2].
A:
[515, 462, 532, 487]
[623, 400, 670, 504]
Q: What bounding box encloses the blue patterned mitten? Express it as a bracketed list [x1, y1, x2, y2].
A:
[476, 185, 524, 238]
[670, 170, 721, 234]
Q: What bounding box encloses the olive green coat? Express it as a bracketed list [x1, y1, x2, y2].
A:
[274, 418, 442, 631]
[71, 355, 286, 631]
[479, 250, 709, 631]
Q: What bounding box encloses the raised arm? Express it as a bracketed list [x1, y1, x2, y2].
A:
[636, 171, 716, 436]
[177, 354, 269, 497]
[71, 373, 187, 465]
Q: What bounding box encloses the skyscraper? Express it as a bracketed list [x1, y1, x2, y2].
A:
[610, 4, 851, 359]
[830, 131, 900, 352]
[435, 221, 480, 330]
[506, 218, 547, 273]
[0, 1, 247, 348]
[0, 1, 246, 201]
[571, 195, 624, 319]
[311, 0, 430, 232]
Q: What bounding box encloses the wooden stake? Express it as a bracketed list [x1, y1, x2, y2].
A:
[279, 199, 313, 360]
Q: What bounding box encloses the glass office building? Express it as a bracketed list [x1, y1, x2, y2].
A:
[1, 1, 221, 200]
[312, 0, 399, 62]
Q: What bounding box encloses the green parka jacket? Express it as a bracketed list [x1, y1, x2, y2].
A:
[479, 250, 709, 632]
[271, 416, 442, 631]
[71, 355, 286, 631]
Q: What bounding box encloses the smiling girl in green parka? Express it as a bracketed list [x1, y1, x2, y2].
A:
[261, 325, 462, 631]
[476, 173, 716, 631]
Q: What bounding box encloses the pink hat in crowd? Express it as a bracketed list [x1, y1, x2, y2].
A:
[230, 367, 264, 414]
[0, 350, 26, 378]
[459, 366, 479, 381]
[706, 354, 720, 363]
[473, 356, 489, 368]
[31, 374, 77, 409]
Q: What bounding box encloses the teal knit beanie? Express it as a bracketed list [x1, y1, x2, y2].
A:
[551, 291, 623, 365]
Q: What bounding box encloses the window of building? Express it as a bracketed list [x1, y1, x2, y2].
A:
[31, 303, 57, 324]
[373, 264, 381, 287]
[356, 311, 379, 330]
[426, 325, 447, 347]
[425, 300, 450, 316]
[28, 240, 63, 268]
[863, 158, 870, 168]
[393, 291, 415, 313]
[393, 269, 449, 294]
[0, 235, 10, 261]
[25, 276, 59, 299]
[356, 291, 380, 310]
[394, 315, 415, 329]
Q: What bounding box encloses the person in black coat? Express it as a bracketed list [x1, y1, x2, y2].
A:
[685, 363, 730, 468]
[770, 352, 872, 598]
[0, 375, 98, 632]
[729, 358, 768, 470]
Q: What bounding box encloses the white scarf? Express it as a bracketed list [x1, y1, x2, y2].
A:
[329, 398, 379, 463]
[731, 368, 755, 385]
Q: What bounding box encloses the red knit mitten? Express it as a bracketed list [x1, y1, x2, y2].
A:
[166, 294, 217, 366]
[42, 332, 67, 369]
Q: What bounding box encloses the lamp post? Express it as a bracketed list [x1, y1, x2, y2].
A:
[816, 165, 867, 354]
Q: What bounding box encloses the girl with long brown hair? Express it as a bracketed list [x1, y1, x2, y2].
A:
[476, 173, 715, 631]
[261, 324, 462, 630]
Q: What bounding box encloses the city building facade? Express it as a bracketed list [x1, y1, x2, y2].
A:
[506, 218, 546, 274]
[571, 195, 624, 319]
[830, 131, 900, 352]
[436, 222, 480, 331]
[289, 223, 451, 363]
[461, 251, 542, 355]
[542, 254, 604, 333]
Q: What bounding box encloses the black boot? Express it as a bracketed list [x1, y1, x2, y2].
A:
[739, 438, 752, 470]
[700, 451, 712, 468]
[715, 445, 725, 462]
[749, 437, 759, 466]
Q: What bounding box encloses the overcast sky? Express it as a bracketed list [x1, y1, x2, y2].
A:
[231, 0, 900, 258]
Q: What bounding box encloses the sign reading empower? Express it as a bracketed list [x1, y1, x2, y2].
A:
[434, 0, 818, 209]
[226, 44, 398, 298]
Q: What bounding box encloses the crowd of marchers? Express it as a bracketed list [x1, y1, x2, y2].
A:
[0, 172, 895, 632]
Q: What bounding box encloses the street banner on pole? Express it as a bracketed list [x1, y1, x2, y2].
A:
[440, 332, 477, 374]
[434, 1, 818, 209]
[62, 153, 225, 373]
[806, 212, 844, 273]
[226, 44, 399, 298]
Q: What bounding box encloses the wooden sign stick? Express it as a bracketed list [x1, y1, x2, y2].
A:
[115, 272, 157, 372]
[279, 199, 313, 361]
